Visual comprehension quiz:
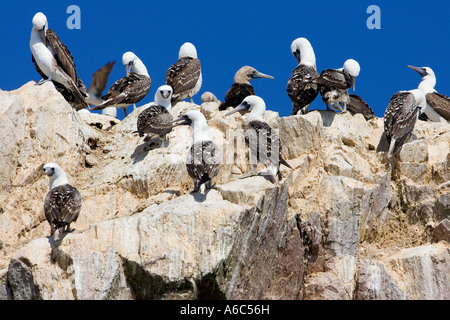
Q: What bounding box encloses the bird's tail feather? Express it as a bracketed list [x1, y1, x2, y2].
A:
[67, 79, 89, 110]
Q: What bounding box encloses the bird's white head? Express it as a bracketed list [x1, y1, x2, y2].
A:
[407, 65, 437, 93]
[343, 59, 360, 78]
[43, 163, 69, 190]
[291, 37, 316, 67]
[122, 51, 149, 77]
[343, 59, 360, 93]
[155, 85, 173, 110]
[225, 95, 266, 123]
[122, 51, 137, 66]
[173, 110, 210, 142]
[32, 12, 48, 31]
[178, 42, 198, 59]
[174, 110, 206, 127]
[122, 51, 137, 75]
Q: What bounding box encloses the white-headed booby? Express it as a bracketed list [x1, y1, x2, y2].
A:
[136, 85, 174, 148]
[287, 38, 320, 115]
[384, 89, 426, 158]
[30, 12, 89, 110]
[408, 65, 450, 122]
[166, 42, 202, 104]
[219, 66, 274, 111]
[43, 163, 82, 239]
[315, 59, 361, 113]
[91, 52, 151, 117]
[226, 96, 293, 184]
[173, 110, 221, 193]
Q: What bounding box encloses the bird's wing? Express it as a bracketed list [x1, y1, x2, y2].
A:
[166, 57, 201, 96]
[186, 141, 221, 183]
[287, 65, 320, 114]
[137, 105, 173, 136]
[44, 184, 82, 227]
[223, 83, 255, 108]
[46, 29, 81, 85]
[384, 92, 418, 143]
[88, 62, 116, 96]
[315, 69, 349, 89]
[92, 73, 151, 109]
[426, 92, 450, 121]
[348, 95, 375, 120]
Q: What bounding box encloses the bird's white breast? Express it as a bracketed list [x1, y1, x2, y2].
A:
[30, 31, 54, 76]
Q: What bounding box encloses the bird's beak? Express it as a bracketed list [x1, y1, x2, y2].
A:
[40, 28, 47, 46]
[173, 116, 191, 127]
[408, 65, 428, 77]
[125, 62, 133, 76]
[253, 71, 275, 80]
[43, 167, 54, 177]
[294, 50, 301, 64]
[161, 90, 171, 99]
[225, 103, 249, 117]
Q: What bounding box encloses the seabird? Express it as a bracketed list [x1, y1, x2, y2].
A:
[347, 95, 375, 121]
[225, 96, 293, 184]
[315, 59, 361, 113]
[173, 110, 222, 193]
[219, 66, 274, 111]
[43, 163, 82, 239]
[166, 42, 202, 104]
[384, 89, 426, 158]
[408, 65, 450, 122]
[91, 52, 151, 117]
[135, 85, 174, 148]
[30, 12, 89, 110]
[287, 37, 320, 115]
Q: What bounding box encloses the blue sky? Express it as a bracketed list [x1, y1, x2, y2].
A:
[1, 0, 450, 119]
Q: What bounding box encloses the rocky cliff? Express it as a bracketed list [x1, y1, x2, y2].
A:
[0, 82, 449, 300]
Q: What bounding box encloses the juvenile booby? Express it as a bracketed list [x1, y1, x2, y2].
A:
[408, 65, 450, 122]
[135, 85, 174, 148]
[226, 96, 293, 184]
[173, 110, 222, 193]
[91, 52, 151, 117]
[219, 66, 274, 111]
[287, 38, 320, 115]
[347, 95, 375, 121]
[315, 59, 361, 113]
[30, 12, 89, 110]
[166, 42, 202, 104]
[43, 163, 82, 239]
[384, 89, 426, 158]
